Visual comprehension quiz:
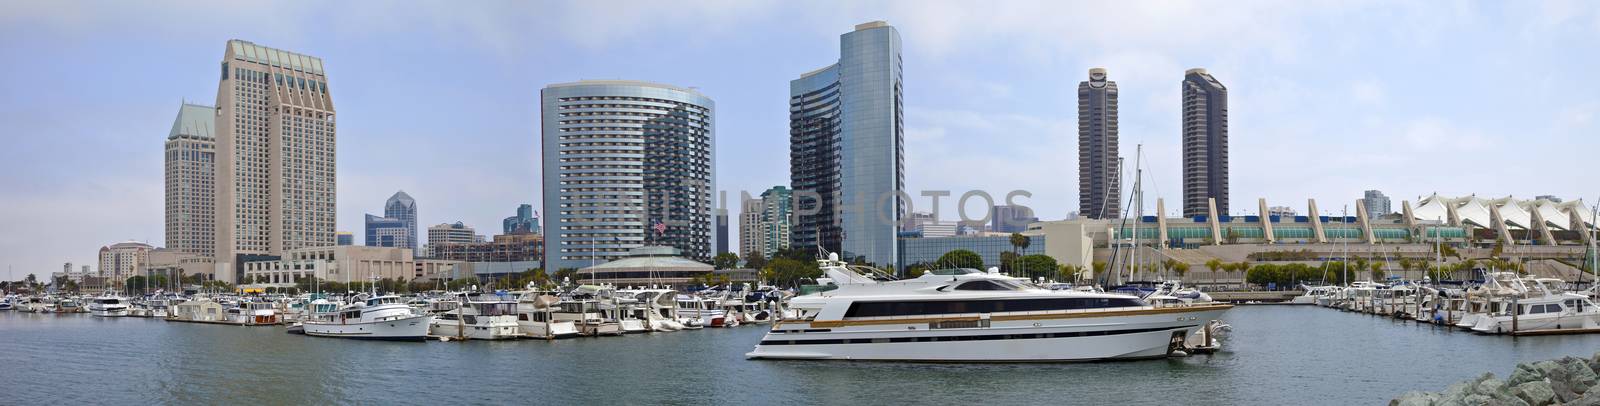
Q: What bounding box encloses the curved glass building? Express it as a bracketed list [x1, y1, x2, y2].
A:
[540, 81, 716, 270]
[790, 21, 904, 267]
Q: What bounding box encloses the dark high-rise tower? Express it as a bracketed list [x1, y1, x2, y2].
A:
[1182, 68, 1228, 218]
[790, 21, 904, 267]
[1077, 68, 1120, 220]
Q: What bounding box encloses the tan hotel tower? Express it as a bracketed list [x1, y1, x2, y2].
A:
[212, 40, 337, 283]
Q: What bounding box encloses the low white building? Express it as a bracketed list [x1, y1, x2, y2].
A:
[242, 246, 453, 287]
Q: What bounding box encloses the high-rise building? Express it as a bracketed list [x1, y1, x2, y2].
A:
[900, 211, 935, 232]
[540, 81, 716, 270]
[790, 21, 904, 267]
[740, 186, 794, 260]
[1364, 190, 1392, 218]
[165, 103, 216, 258]
[990, 205, 1039, 233]
[365, 214, 406, 248]
[385, 191, 417, 250]
[427, 221, 480, 253]
[503, 204, 539, 234]
[213, 40, 336, 283]
[336, 232, 353, 246]
[98, 241, 153, 285]
[715, 208, 730, 255]
[1181, 68, 1229, 218]
[1078, 68, 1120, 220]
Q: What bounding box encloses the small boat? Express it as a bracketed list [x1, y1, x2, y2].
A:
[515, 293, 580, 339]
[89, 292, 130, 317]
[57, 298, 85, 314]
[303, 295, 433, 341]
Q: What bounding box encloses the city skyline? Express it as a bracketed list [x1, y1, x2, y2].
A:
[3, 2, 1600, 277]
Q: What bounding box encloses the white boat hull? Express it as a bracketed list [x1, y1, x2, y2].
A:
[305, 314, 433, 341]
[91, 308, 129, 317]
[748, 306, 1231, 362]
[1471, 312, 1600, 334]
[430, 318, 521, 340]
[517, 320, 580, 339]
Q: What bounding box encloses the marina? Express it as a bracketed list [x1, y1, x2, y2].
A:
[4, 304, 1599, 404]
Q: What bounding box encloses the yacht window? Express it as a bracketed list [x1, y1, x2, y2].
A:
[844, 297, 1146, 318]
[954, 281, 1012, 291]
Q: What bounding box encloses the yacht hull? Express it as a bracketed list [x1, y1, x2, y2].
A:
[429, 318, 521, 340]
[748, 305, 1231, 362]
[304, 315, 434, 341]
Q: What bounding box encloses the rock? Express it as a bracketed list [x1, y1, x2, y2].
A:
[1512, 381, 1554, 406]
[1550, 379, 1584, 404]
[1508, 366, 1543, 387]
[1391, 390, 1437, 406]
[1463, 393, 1493, 405]
[1478, 377, 1509, 396]
[1533, 361, 1562, 377]
[1563, 356, 1599, 386]
[1567, 392, 1600, 406]
[1442, 381, 1474, 401]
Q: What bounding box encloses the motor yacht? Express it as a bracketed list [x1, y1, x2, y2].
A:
[429, 294, 521, 340]
[1293, 285, 1338, 305]
[56, 298, 85, 314]
[747, 254, 1233, 362]
[0, 296, 15, 311]
[551, 297, 622, 337]
[89, 291, 131, 317]
[515, 292, 580, 339]
[1470, 278, 1600, 334]
[303, 295, 433, 341]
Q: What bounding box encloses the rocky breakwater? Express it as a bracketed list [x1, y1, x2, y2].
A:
[1392, 352, 1600, 406]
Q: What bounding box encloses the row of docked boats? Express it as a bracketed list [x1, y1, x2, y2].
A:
[1, 291, 178, 317]
[1295, 272, 1600, 334]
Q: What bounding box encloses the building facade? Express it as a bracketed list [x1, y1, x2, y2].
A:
[790, 21, 904, 267]
[432, 232, 543, 263]
[898, 235, 1048, 270]
[98, 241, 154, 284]
[1181, 68, 1229, 218]
[739, 186, 794, 259]
[990, 205, 1038, 233]
[376, 191, 418, 250]
[364, 214, 408, 248]
[715, 208, 730, 255]
[425, 221, 482, 257]
[213, 40, 336, 283]
[165, 103, 217, 258]
[1364, 190, 1392, 218]
[540, 80, 716, 270]
[1078, 68, 1121, 220]
[336, 232, 353, 246]
[503, 204, 539, 234]
[241, 246, 424, 286]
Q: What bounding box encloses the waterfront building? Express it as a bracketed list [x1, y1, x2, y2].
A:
[365, 214, 407, 248]
[502, 204, 539, 234]
[916, 221, 959, 238]
[1078, 68, 1121, 220]
[98, 241, 154, 285]
[898, 234, 1048, 270]
[540, 80, 716, 270]
[1181, 68, 1229, 218]
[1364, 190, 1392, 219]
[336, 232, 353, 246]
[431, 232, 543, 263]
[900, 211, 934, 232]
[715, 208, 730, 255]
[165, 103, 216, 258]
[213, 40, 336, 284]
[241, 246, 419, 286]
[740, 186, 793, 260]
[576, 246, 753, 288]
[424, 221, 482, 257]
[790, 21, 904, 267]
[1267, 206, 1298, 218]
[141, 249, 214, 281]
[990, 205, 1039, 233]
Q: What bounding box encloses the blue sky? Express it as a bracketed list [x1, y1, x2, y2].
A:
[2, 1, 1598, 278]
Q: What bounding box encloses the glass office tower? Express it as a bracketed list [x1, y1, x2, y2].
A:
[790, 21, 904, 267]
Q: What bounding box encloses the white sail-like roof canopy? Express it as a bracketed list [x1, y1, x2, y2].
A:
[1493, 197, 1532, 230]
[1412, 194, 1450, 223]
[1454, 197, 1493, 228]
[1526, 200, 1570, 231]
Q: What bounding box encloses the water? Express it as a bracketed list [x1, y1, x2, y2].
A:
[2, 306, 1598, 405]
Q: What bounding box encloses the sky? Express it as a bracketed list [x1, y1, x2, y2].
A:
[1, 1, 1598, 279]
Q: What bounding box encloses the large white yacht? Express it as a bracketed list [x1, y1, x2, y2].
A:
[303, 295, 434, 341]
[1469, 278, 1600, 334]
[515, 292, 580, 339]
[88, 291, 131, 317]
[746, 254, 1233, 362]
[429, 294, 522, 340]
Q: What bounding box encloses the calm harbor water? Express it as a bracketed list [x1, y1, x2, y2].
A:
[3, 306, 1599, 405]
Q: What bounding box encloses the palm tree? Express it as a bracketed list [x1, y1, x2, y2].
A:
[1205, 259, 1223, 288]
[1009, 233, 1031, 277]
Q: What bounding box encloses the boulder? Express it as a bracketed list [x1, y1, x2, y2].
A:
[1533, 361, 1562, 377]
[1477, 377, 1508, 396]
[1511, 381, 1554, 406]
[1549, 379, 1585, 404]
[1508, 366, 1543, 387]
[1567, 392, 1600, 406]
[1463, 393, 1493, 405]
[1391, 390, 1437, 406]
[1562, 356, 1599, 387]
